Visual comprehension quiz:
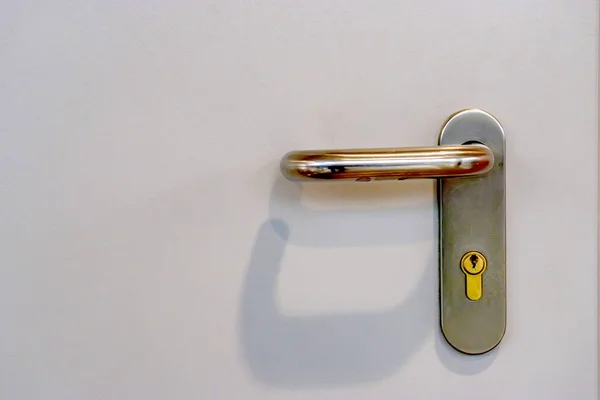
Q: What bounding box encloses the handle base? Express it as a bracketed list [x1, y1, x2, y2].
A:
[439, 109, 506, 355]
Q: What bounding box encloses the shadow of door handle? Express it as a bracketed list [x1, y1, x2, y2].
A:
[278, 109, 506, 355]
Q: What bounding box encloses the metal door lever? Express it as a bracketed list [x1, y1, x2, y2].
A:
[281, 144, 494, 181]
[279, 109, 506, 355]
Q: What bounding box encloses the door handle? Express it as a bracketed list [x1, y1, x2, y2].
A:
[279, 109, 506, 355]
[281, 144, 494, 181]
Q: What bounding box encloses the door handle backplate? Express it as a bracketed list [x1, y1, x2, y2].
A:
[280, 109, 506, 355]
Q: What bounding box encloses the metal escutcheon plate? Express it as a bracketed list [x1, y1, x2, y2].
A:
[438, 109, 506, 355]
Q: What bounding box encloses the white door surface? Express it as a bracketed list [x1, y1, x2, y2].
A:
[1, 1, 598, 399]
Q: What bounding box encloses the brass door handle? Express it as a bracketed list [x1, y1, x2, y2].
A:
[281, 144, 494, 182]
[279, 109, 506, 355]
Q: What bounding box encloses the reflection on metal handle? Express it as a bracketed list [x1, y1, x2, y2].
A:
[280, 144, 494, 182]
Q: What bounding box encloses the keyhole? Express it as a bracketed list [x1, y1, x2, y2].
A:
[460, 251, 487, 301]
[470, 254, 479, 270]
